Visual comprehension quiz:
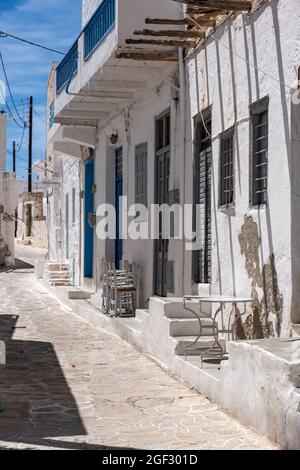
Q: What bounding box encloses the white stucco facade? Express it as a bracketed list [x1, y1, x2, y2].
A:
[183, 0, 300, 338]
[44, 0, 300, 448]
[49, 0, 300, 331]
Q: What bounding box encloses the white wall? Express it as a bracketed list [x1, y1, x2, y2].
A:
[184, 0, 300, 337]
[93, 76, 183, 306]
[61, 156, 81, 285]
[82, 0, 103, 27]
[0, 173, 20, 264]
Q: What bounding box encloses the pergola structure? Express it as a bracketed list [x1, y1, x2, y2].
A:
[115, 0, 255, 61]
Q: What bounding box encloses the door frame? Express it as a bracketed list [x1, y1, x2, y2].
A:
[115, 146, 123, 270]
[153, 109, 171, 297]
[192, 108, 212, 285]
[84, 157, 95, 278]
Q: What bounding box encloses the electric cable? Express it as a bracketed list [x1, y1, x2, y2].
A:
[0, 31, 64, 55]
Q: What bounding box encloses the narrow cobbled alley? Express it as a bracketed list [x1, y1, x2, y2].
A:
[0, 250, 278, 450]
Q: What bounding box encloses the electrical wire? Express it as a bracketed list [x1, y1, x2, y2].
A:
[0, 82, 24, 129]
[16, 123, 27, 151]
[170, 3, 294, 93]
[0, 31, 64, 55]
[33, 109, 46, 124]
[0, 51, 27, 125]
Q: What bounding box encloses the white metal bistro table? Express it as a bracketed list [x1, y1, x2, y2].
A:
[183, 295, 254, 365]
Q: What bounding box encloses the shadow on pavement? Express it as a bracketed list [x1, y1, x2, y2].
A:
[0, 315, 91, 449]
[0, 259, 34, 273]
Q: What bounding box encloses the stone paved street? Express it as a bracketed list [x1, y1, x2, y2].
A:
[0, 256, 279, 450]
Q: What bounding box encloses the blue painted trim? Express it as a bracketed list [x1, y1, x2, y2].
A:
[84, 0, 116, 60]
[56, 0, 115, 95]
[83, 23, 115, 62]
[84, 158, 95, 279]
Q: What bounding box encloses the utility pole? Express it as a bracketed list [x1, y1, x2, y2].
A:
[28, 96, 33, 193]
[12, 140, 16, 174]
[12, 140, 17, 237]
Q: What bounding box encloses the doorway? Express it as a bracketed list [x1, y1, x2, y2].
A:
[84, 158, 94, 278]
[154, 111, 170, 297]
[193, 110, 212, 284]
[115, 147, 123, 270]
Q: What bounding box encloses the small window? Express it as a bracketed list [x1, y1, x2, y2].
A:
[250, 97, 269, 207]
[219, 129, 234, 208]
[135, 143, 148, 207]
[72, 188, 76, 225]
[156, 112, 171, 152]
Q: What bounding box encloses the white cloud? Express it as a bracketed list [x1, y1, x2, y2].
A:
[0, 0, 82, 174]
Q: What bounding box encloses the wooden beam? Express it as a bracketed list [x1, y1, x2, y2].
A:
[134, 29, 205, 39]
[125, 38, 197, 48]
[114, 50, 178, 62]
[145, 18, 193, 26]
[173, 0, 252, 12]
[192, 11, 229, 18]
[191, 17, 216, 27]
[145, 17, 215, 27]
[54, 117, 98, 127]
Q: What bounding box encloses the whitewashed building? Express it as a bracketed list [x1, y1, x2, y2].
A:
[0, 112, 22, 265]
[47, 0, 184, 296]
[46, 64, 82, 285]
[45, 0, 300, 447]
[47, 0, 300, 334]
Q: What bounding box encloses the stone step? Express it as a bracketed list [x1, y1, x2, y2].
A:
[174, 336, 225, 356]
[164, 301, 209, 319]
[135, 309, 149, 322]
[169, 317, 215, 337]
[46, 263, 70, 272]
[118, 317, 142, 333]
[291, 324, 300, 337]
[68, 289, 92, 300]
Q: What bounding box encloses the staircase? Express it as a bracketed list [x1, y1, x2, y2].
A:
[164, 300, 225, 357]
[44, 263, 72, 286]
[291, 324, 300, 337]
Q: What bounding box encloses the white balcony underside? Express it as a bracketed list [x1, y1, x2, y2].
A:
[51, 0, 183, 152]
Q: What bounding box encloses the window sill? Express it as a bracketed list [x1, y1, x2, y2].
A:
[218, 204, 235, 215]
[247, 204, 267, 213]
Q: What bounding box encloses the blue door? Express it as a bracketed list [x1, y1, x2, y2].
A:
[115, 147, 123, 269]
[84, 158, 95, 278]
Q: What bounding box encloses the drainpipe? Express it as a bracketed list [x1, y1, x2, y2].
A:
[178, 48, 186, 296]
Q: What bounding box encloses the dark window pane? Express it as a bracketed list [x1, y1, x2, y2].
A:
[219, 131, 234, 207]
[251, 99, 269, 206]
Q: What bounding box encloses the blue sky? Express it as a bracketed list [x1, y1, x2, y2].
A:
[0, 0, 82, 178]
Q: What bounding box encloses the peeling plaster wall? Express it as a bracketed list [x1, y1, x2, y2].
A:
[184, 0, 299, 337]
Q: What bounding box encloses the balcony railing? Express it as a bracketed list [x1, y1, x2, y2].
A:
[56, 0, 116, 94]
[56, 41, 78, 94]
[84, 0, 115, 60]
